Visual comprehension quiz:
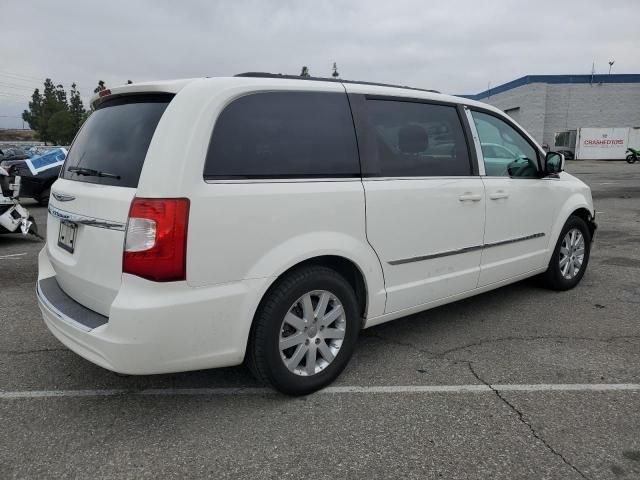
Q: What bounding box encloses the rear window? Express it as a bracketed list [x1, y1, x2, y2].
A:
[204, 91, 360, 179]
[61, 94, 173, 188]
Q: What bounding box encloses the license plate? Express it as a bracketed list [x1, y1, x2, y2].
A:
[58, 221, 77, 253]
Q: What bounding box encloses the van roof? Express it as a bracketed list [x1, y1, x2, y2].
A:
[89, 74, 498, 115]
[234, 72, 442, 94]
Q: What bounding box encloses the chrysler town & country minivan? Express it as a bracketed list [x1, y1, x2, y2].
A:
[37, 73, 596, 395]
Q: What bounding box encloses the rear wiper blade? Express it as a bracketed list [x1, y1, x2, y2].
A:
[67, 166, 121, 179]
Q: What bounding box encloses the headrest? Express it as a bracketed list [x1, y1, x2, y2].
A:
[398, 124, 429, 154]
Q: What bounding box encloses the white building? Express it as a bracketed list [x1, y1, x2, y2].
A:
[465, 74, 640, 158]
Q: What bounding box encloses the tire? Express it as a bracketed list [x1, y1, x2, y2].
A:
[37, 187, 51, 206]
[246, 265, 360, 396]
[627, 154, 637, 164]
[542, 215, 591, 291]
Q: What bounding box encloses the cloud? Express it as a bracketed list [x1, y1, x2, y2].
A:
[1, 0, 638, 128]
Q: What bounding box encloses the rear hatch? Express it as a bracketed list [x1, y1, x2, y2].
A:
[47, 93, 173, 316]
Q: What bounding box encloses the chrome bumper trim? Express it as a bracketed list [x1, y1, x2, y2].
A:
[48, 205, 126, 231]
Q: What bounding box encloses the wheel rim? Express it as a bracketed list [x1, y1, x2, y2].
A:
[279, 290, 346, 376]
[559, 228, 585, 279]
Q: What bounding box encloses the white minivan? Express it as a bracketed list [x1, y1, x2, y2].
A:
[38, 73, 596, 395]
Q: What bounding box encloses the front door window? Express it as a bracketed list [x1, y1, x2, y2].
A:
[471, 111, 539, 178]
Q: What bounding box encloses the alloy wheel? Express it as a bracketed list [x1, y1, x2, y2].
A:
[559, 228, 585, 279]
[279, 290, 346, 376]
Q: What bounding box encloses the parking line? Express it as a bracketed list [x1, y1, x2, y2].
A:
[1, 383, 639, 399]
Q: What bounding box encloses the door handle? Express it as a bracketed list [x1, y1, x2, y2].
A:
[458, 193, 482, 202]
[489, 190, 509, 200]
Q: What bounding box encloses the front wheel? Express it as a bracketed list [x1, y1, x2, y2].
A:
[627, 154, 637, 164]
[246, 266, 360, 395]
[542, 216, 592, 290]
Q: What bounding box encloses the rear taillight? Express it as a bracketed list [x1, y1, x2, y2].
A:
[123, 198, 190, 282]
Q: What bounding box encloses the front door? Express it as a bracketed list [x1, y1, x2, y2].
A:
[470, 110, 556, 286]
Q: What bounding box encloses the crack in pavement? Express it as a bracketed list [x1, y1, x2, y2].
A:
[364, 332, 640, 360]
[433, 334, 640, 357]
[367, 331, 597, 479]
[466, 362, 589, 480]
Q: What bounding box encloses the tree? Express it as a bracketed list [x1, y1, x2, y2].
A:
[38, 78, 63, 144]
[332, 62, 339, 78]
[69, 83, 86, 131]
[94, 80, 107, 93]
[47, 110, 75, 145]
[22, 89, 43, 136]
[55, 84, 68, 109]
[300, 66, 310, 77]
[22, 79, 87, 145]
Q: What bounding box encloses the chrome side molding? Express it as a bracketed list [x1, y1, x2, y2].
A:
[483, 232, 545, 249]
[389, 244, 484, 265]
[48, 205, 126, 231]
[389, 233, 545, 265]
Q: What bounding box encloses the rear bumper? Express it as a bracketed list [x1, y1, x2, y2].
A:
[37, 248, 271, 375]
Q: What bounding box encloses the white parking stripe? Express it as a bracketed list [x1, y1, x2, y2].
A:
[493, 383, 640, 392]
[1, 383, 639, 399]
[0, 253, 27, 260]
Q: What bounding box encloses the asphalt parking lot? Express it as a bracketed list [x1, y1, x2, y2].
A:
[1, 160, 639, 479]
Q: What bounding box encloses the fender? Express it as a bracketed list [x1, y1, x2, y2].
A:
[245, 231, 387, 320]
[545, 191, 595, 264]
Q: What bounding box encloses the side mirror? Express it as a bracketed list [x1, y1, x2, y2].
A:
[545, 151, 565, 175]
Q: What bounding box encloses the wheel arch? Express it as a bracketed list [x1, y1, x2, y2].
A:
[545, 195, 595, 264]
[243, 254, 377, 362]
[569, 207, 597, 239]
[259, 254, 370, 323]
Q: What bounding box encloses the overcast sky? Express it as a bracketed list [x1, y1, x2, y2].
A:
[1, 0, 639, 128]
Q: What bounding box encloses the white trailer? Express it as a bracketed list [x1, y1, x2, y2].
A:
[575, 127, 640, 160]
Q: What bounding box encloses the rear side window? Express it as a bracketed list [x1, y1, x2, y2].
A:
[365, 100, 471, 177]
[204, 91, 360, 179]
[62, 94, 173, 188]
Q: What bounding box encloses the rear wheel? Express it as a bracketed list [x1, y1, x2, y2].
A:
[542, 216, 591, 290]
[247, 266, 360, 395]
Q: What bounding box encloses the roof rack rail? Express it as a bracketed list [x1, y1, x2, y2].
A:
[234, 72, 441, 94]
